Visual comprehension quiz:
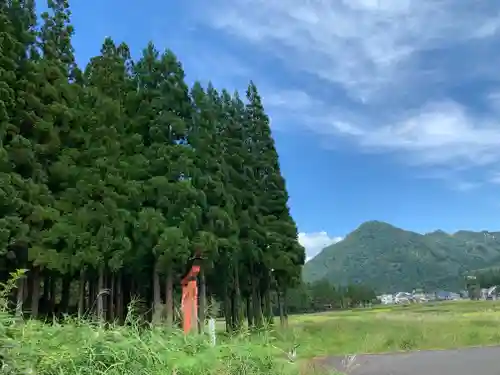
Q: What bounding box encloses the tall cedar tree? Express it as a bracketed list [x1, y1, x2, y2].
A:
[131, 44, 202, 323]
[79, 38, 135, 320]
[189, 82, 232, 329]
[35, 0, 82, 318]
[245, 82, 305, 326]
[0, 1, 32, 308]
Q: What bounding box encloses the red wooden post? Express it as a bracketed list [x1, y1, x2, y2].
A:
[181, 252, 202, 334]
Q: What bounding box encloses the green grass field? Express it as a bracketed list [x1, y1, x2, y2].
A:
[276, 300, 500, 359]
[3, 299, 500, 374]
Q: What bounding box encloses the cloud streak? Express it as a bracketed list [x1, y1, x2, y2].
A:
[201, 0, 500, 101]
[189, 0, 500, 182]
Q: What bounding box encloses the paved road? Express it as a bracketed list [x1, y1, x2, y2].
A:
[314, 346, 500, 375]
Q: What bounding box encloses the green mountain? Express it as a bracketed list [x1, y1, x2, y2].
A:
[302, 221, 500, 293]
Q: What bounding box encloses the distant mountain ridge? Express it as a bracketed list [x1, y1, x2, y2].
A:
[302, 221, 500, 293]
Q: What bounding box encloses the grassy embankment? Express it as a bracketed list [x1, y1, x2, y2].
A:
[2, 271, 500, 375]
[0, 274, 308, 375]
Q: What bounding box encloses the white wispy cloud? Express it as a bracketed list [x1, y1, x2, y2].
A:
[352, 101, 500, 168]
[489, 172, 500, 184]
[264, 94, 500, 169]
[189, 0, 500, 180]
[453, 181, 482, 192]
[200, 0, 500, 101]
[486, 91, 500, 113]
[298, 231, 343, 262]
[262, 89, 320, 112]
[473, 14, 500, 39]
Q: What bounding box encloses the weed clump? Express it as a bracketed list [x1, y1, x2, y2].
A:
[0, 273, 297, 375]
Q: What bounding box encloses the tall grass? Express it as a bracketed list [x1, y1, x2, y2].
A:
[282, 301, 500, 357]
[0, 272, 302, 375]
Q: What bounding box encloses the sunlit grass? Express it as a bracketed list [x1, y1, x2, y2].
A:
[2, 270, 499, 375]
[213, 301, 500, 360]
[278, 301, 500, 358]
[0, 273, 324, 375]
[0, 309, 316, 375]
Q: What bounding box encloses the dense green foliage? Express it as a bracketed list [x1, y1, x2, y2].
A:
[0, 0, 304, 330]
[303, 221, 500, 293]
[469, 267, 500, 288]
[286, 279, 377, 314]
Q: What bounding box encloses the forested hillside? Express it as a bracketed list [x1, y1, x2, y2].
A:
[303, 221, 500, 293]
[0, 0, 305, 330]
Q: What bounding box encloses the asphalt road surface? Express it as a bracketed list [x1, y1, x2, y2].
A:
[315, 346, 500, 375]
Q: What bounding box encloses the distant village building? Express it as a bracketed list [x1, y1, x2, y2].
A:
[376, 288, 475, 305]
[394, 292, 412, 304]
[480, 288, 489, 300]
[449, 292, 461, 300]
[435, 291, 460, 300]
[412, 290, 428, 302]
[378, 294, 394, 304]
[485, 286, 498, 300]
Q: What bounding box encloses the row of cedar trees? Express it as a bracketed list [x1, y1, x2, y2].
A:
[0, 0, 305, 331]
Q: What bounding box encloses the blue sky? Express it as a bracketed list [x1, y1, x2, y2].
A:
[46, 0, 500, 260]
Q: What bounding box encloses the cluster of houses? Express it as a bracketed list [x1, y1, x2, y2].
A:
[378, 291, 435, 305]
[377, 286, 499, 305]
